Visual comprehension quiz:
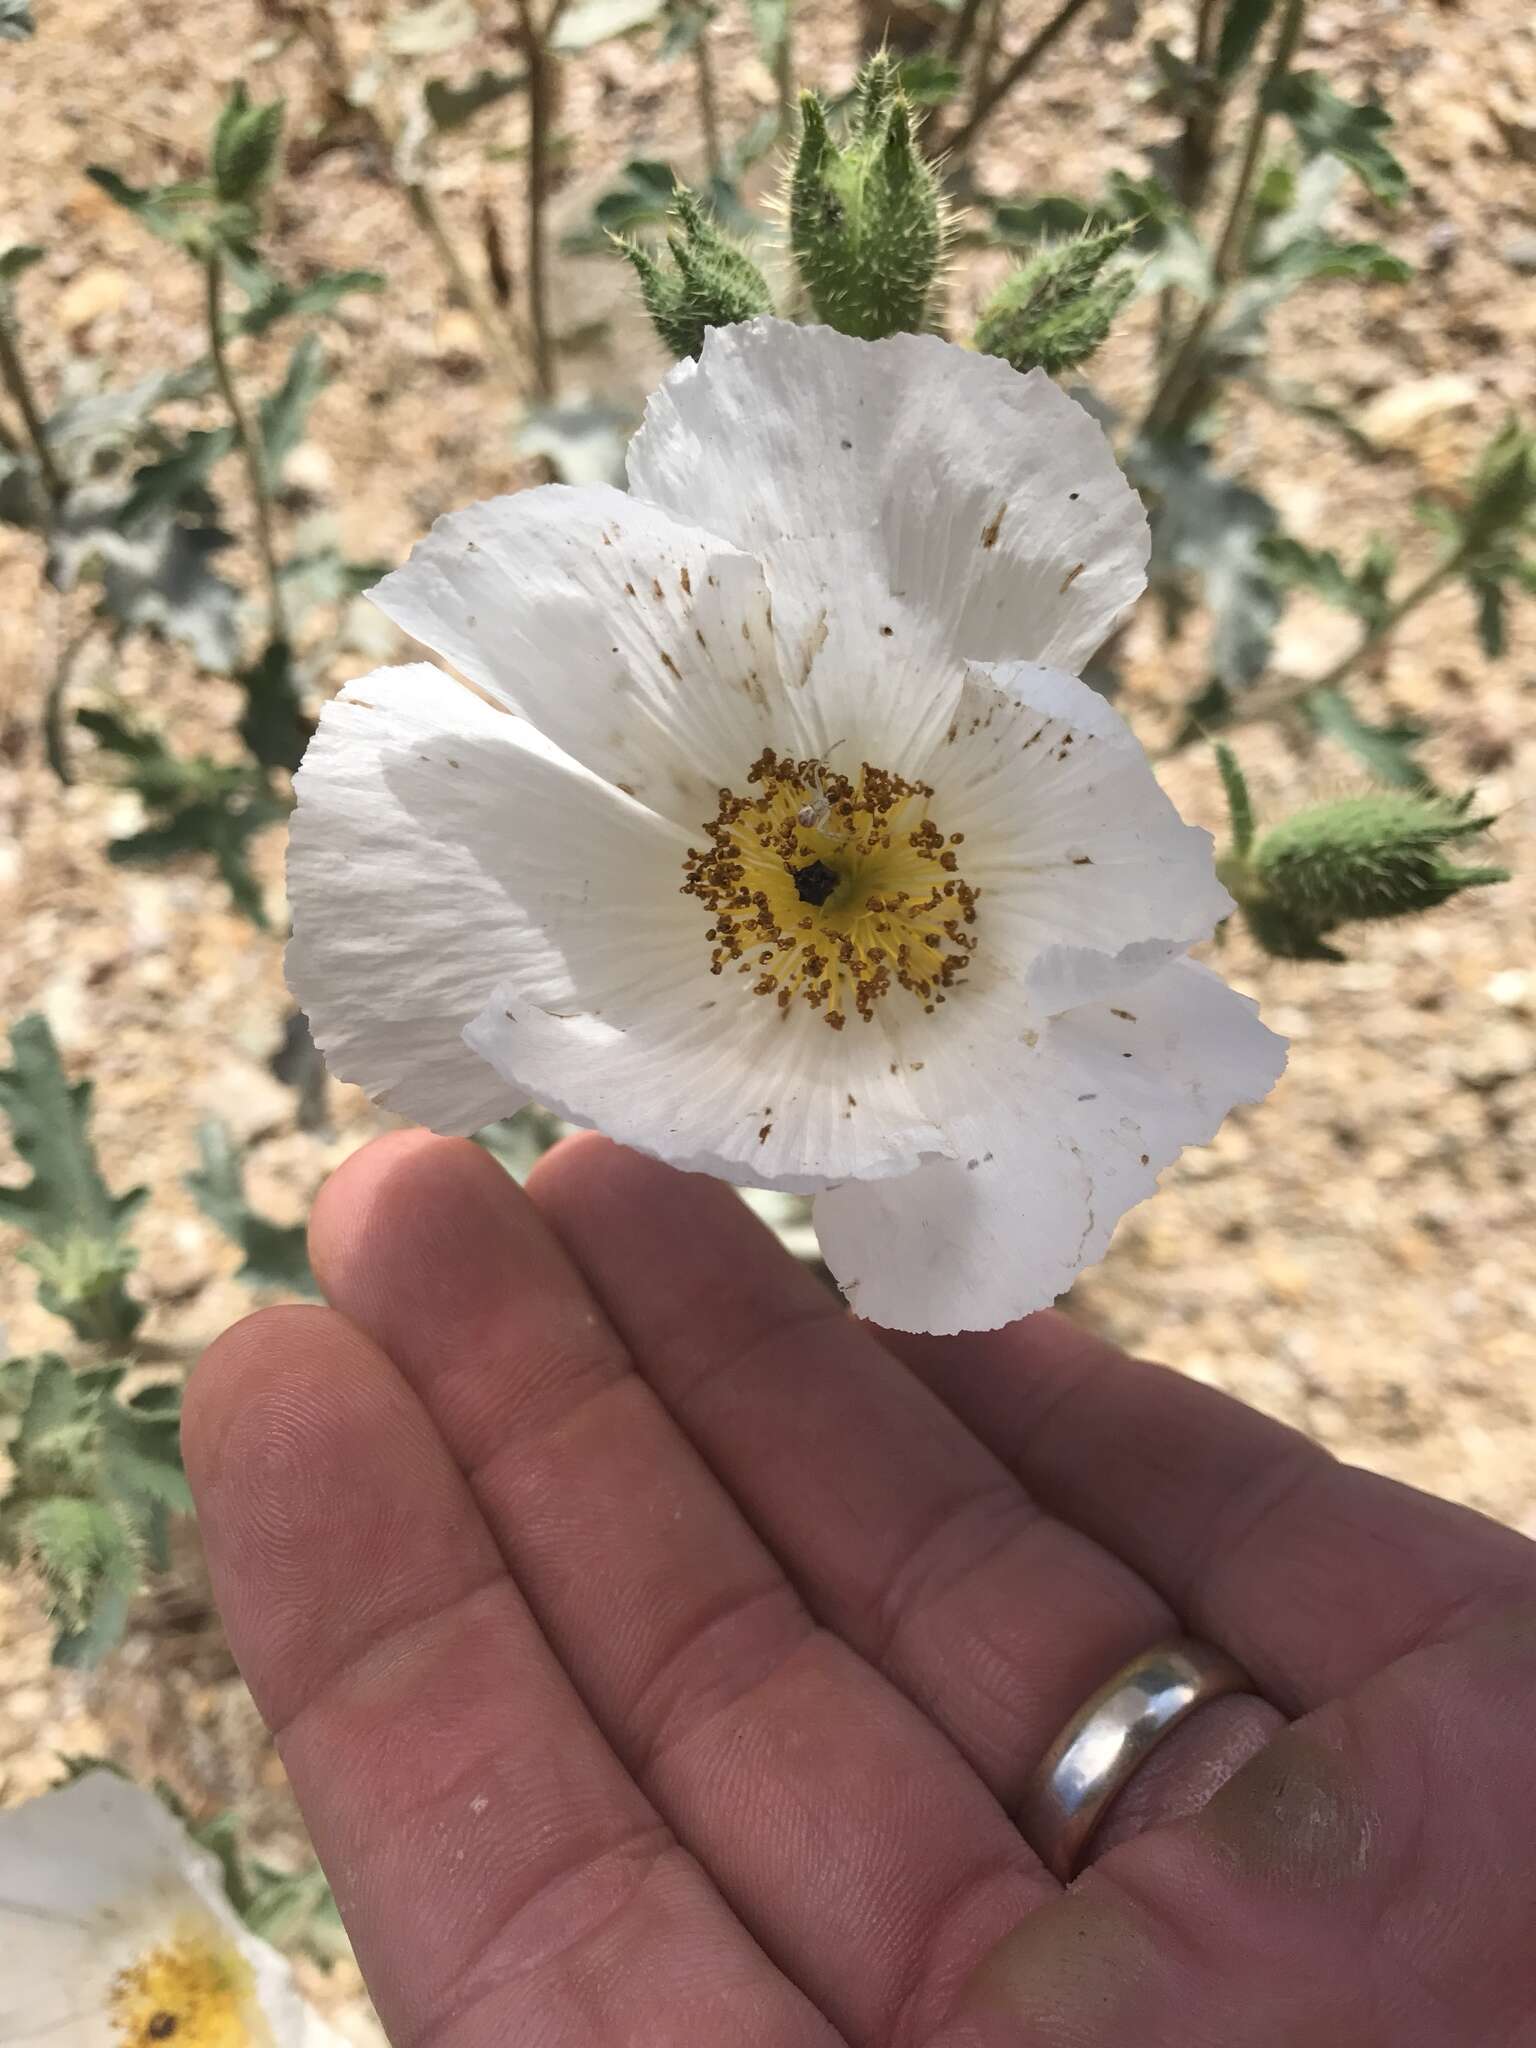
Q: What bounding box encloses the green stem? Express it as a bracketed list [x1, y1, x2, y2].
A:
[1158, 0, 1227, 361]
[943, 0, 989, 64]
[1219, 547, 1464, 736]
[1213, 740, 1254, 857]
[940, 0, 1100, 158]
[1143, 0, 1307, 433]
[1310, 553, 1462, 694]
[695, 7, 722, 179]
[772, 1, 795, 133]
[404, 179, 530, 387]
[0, 286, 66, 512]
[517, 0, 559, 401]
[204, 247, 287, 646]
[297, 0, 530, 393]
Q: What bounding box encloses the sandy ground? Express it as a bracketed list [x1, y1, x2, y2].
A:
[1, 0, 1533, 2020]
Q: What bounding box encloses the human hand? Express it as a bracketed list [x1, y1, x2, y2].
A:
[183, 1131, 1536, 2047]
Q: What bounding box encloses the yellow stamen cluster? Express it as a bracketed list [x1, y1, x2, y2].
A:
[682, 748, 979, 1028]
[109, 1925, 255, 2047]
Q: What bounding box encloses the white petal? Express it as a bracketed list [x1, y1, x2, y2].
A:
[288, 663, 688, 1134]
[814, 959, 1286, 1333]
[0, 1771, 345, 2048]
[628, 318, 1149, 692]
[369, 482, 790, 825]
[465, 972, 951, 1194]
[921, 660, 1233, 974]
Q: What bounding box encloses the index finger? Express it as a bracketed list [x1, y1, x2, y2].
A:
[888, 1315, 1536, 1711]
[182, 1306, 839, 2048]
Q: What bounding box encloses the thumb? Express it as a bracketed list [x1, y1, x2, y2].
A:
[932, 1611, 1536, 2047]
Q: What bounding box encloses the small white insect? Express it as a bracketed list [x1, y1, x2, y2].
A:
[796, 742, 848, 835]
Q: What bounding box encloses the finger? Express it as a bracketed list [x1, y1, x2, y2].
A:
[935, 1612, 1536, 2048]
[183, 1305, 838, 2048]
[309, 1132, 1045, 2045]
[889, 1317, 1536, 1713]
[525, 1136, 1280, 1831]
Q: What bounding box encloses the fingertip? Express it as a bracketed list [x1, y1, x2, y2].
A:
[524, 1127, 638, 1209]
[308, 1127, 510, 1302]
[528, 1131, 772, 1248]
[182, 1302, 343, 1493]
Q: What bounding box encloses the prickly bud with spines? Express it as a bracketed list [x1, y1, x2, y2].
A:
[614, 188, 772, 361]
[788, 64, 946, 341]
[973, 220, 1138, 378]
[1463, 416, 1536, 553]
[1225, 789, 1507, 961]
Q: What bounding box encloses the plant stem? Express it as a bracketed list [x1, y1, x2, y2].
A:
[515, 0, 560, 401]
[944, 0, 990, 65]
[695, 7, 722, 179]
[773, 0, 795, 133]
[1210, 0, 1305, 279]
[1158, 0, 1226, 357]
[939, 0, 1100, 158]
[296, 0, 530, 393]
[1309, 555, 1461, 693]
[1219, 548, 1464, 734]
[404, 179, 531, 387]
[772, 0, 795, 132]
[204, 247, 287, 647]
[1143, 0, 1307, 433]
[0, 286, 66, 512]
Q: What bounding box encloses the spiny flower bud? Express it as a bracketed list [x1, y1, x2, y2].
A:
[973, 220, 1138, 378]
[788, 60, 946, 341]
[1462, 416, 1536, 553]
[1227, 790, 1507, 962]
[615, 189, 772, 361]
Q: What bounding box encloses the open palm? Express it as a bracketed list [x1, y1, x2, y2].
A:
[185, 1131, 1536, 2047]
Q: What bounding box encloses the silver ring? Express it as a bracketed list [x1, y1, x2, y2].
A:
[1019, 1636, 1251, 1881]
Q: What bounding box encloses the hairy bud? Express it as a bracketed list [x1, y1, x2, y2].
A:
[1462, 416, 1536, 552]
[788, 59, 946, 341]
[615, 189, 772, 360]
[211, 83, 285, 208]
[1225, 789, 1508, 962]
[973, 220, 1138, 378]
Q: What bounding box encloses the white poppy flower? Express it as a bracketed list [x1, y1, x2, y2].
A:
[0, 1769, 346, 2047]
[289, 318, 1284, 1333]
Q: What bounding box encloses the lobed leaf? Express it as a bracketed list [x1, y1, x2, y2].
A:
[229, 261, 385, 339]
[259, 331, 328, 473]
[0, 1018, 145, 1344]
[1305, 687, 1432, 791]
[1133, 438, 1282, 690]
[236, 637, 312, 775]
[0, 242, 44, 279]
[117, 426, 235, 529]
[1268, 72, 1409, 204]
[1214, 0, 1275, 79]
[77, 707, 289, 925]
[185, 1121, 319, 1296]
[423, 66, 525, 131]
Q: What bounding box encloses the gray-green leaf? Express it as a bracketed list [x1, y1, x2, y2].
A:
[1267, 72, 1409, 204]
[186, 1121, 318, 1296]
[0, 1017, 145, 1343]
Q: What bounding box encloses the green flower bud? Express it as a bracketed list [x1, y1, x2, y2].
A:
[615, 188, 772, 360]
[1229, 790, 1507, 961]
[973, 220, 1138, 378]
[211, 83, 285, 208]
[1463, 416, 1536, 553]
[788, 65, 946, 341]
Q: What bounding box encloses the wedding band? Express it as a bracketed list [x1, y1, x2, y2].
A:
[1019, 1636, 1251, 1881]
